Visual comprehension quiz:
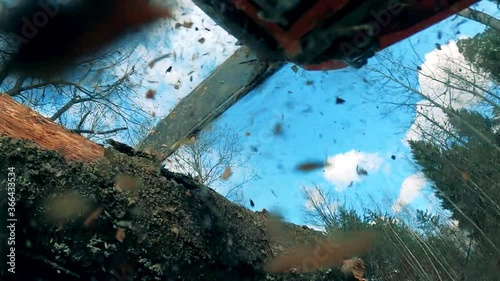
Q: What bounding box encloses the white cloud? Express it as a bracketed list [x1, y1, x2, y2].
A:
[323, 150, 384, 191]
[405, 40, 491, 143]
[304, 224, 326, 233]
[392, 173, 427, 213]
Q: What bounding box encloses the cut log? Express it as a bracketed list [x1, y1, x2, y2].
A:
[0, 94, 104, 162]
[0, 136, 360, 281]
[0, 96, 366, 281]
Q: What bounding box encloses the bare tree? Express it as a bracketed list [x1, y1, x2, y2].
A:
[0, 0, 172, 145]
[360, 36, 500, 278]
[166, 125, 258, 203]
[302, 185, 479, 281]
[364, 45, 500, 152]
[0, 46, 156, 145]
[303, 185, 340, 230]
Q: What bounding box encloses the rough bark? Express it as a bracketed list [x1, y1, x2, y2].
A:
[0, 137, 353, 281]
[0, 91, 368, 281]
[0, 96, 355, 281]
[0, 94, 104, 162]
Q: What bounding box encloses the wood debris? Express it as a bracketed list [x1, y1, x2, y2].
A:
[273, 123, 283, 136]
[145, 89, 156, 99]
[356, 166, 368, 176]
[116, 228, 126, 242]
[44, 191, 88, 225]
[220, 167, 232, 180]
[341, 257, 367, 281]
[83, 207, 103, 228]
[264, 231, 376, 273]
[148, 53, 172, 68]
[335, 97, 345, 104]
[115, 174, 142, 194]
[171, 226, 180, 237]
[295, 161, 328, 172]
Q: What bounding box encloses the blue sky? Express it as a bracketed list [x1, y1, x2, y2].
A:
[176, 0, 499, 227]
[2, 0, 497, 228]
[135, 0, 499, 227]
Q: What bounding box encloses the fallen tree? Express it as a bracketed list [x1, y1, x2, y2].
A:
[0, 95, 368, 281]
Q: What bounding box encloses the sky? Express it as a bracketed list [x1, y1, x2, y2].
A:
[3, 0, 497, 228]
[169, 0, 498, 227]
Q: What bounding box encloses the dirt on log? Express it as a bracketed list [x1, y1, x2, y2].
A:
[0, 136, 356, 281]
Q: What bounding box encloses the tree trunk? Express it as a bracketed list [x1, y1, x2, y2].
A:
[0, 95, 356, 281]
[0, 94, 104, 162]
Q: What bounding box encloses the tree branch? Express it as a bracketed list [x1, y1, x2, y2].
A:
[6, 75, 27, 96]
[70, 127, 128, 135]
[458, 8, 500, 32]
[76, 111, 92, 131]
[50, 97, 94, 121]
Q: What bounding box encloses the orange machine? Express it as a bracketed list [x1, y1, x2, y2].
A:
[193, 0, 480, 70]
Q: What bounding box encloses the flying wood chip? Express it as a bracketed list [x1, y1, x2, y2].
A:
[145, 89, 156, 99]
[116, 228, 126, 242]
[341, 258, 367, 281]
[264, 231, 376, 273]
[461, 171, 471, 181]
[44, 191, 88, 225]
[115, 174, 142, 193]
[273, 123, 283, 136]
[148, 53, 172, 68]
[296, 161, 328, 172]
[336, 97, 346, 104]
[356, 165, 368, 176]
[183, 21, 194, 28]
[83, 207, 103, 228]
[171, 226, 180, 237]
[220, 167, 232, 180]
